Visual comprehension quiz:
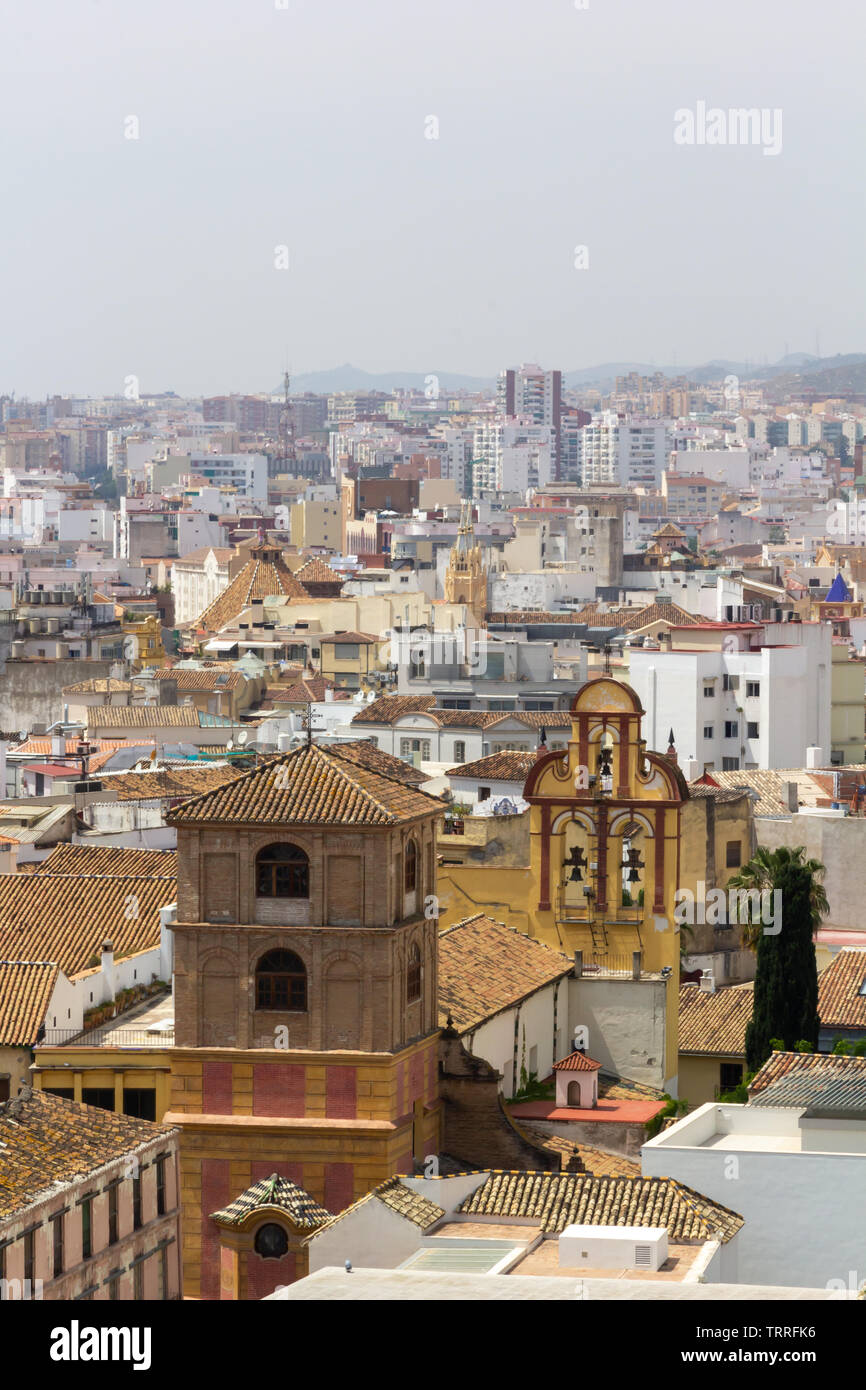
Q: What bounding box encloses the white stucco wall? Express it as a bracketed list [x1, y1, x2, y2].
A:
[642, 1103, 866, 1288]
[569, 976, 668, 1091]
[465, 978, 567, 1097]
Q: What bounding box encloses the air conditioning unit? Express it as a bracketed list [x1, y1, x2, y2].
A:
[558, 1225, 669, 1271]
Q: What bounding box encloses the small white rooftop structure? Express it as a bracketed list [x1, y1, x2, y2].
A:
[559, 1225, 668, 1271]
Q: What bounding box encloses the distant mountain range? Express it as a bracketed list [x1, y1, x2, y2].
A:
[281, 353, 866, 396]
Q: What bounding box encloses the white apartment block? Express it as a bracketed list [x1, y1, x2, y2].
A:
[435, 428, 474, 495]
[186, 452, 267, 499]
[669, 447, 750, 490]
[627, 621, 831, 771]
[579, 414, 668, 488]
[472, 419, 553, 494]
[171, 545, 232, 626]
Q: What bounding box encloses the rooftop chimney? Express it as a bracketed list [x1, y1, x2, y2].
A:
[101, 939, 116, 1003]
[699, 969, 716, 994]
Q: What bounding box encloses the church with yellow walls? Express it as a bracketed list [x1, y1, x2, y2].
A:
[437, 677, 689, 1092]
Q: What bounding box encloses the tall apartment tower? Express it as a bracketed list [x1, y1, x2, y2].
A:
[164, 745, 443, 1299]
[498, 363, 563, 478]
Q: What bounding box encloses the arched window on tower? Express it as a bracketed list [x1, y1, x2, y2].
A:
[256, 843, 309, 899]
[404, 839, 418, 894]
[254, 1223, 289, 1259]
[407, 942, 422, 1003]
[255, 949, 307, 1011]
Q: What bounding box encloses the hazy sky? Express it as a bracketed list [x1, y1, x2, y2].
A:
[1, 0, 863, 396]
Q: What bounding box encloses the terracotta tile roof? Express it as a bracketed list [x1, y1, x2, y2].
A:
[295, 556, 344, 587]
[0, 1087, 175, 1220]
[748, 1050, 866, 1110]
[85, 705, 204, 729]
[571, 1146, 641, 1179]
[152, 668, 248, 691]
[11, 737, 154, 757]
[597, 1073, 666, 1102]
[307, 1175, 446, 1239]
[457, 1171, 743, 1241]
[513, 1123, 642, 1177]
[486, 611, 586, 625]
[0, 873, 175, 980]
[621, 601, 703, 631]
[686, 784, 752, 804]
[317, 631, 381, 645]
[168, 743, 445, 828]
[571, 600, 701, 631]
[678, 982, 754, 1056]
[96, 765, 245, 801]
[374, 1176, 446, 1227]
[490, 711, 572, 729]
[553, 1051, 602, 1072]
[438, 914, 573, 1032]
[35, 844, 179, 877]
[173, 546, 233, 566]
[0, 960, 60, 1046]
[62, 678, 133, 694]
[350, 695, 436, 725]
[447, 750, 536, 781]
[427, 709, 497, 728]
[196, 542, 310, 631]
[210, 1173, 332, 1230]
[352, 699, 572, 731]
[818, 949, 866, 1032]
[698, 769, 825, 816]
[326, 740, 429, 787]
[271, 677, 338, 705]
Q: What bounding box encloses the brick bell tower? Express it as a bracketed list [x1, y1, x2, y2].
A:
[163, 743, 443, 1300]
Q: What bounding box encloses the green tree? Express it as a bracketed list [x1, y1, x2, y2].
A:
[744, 854, 822, 1072]
[727, 845, 828, 950]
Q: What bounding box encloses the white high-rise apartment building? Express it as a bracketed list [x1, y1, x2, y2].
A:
[498, 363, 562, 473]
[435, 428, 475, 495]
[579, 413, 668, 488]
[472, 418, 553, 494]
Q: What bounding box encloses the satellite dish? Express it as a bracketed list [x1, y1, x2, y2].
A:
[237, 730, 248, 746]
[226, 740, 234, 751]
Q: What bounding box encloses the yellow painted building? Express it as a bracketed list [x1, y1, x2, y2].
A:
[318, 631, 384, 690]
[120, 610, 165, 670]
[437, 678, 688, 1091]
[33, 1043, 173, 1119]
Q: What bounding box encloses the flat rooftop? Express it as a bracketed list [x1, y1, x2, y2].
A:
[269, 1268, 849, 1301]
[39, 992, 175, 1049]
[644, 1101, 866, 1156]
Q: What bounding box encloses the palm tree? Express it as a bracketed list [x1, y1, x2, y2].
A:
[726, 845, 829, 950]
[743, 850, 823, 1069]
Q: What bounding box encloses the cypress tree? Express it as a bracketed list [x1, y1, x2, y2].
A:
[745, 858, 820, 1072]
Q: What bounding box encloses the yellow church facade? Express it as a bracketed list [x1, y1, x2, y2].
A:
[436, 678, 687, 1091]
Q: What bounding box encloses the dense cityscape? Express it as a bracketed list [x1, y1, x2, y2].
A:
[0, 0, 862, 1364]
